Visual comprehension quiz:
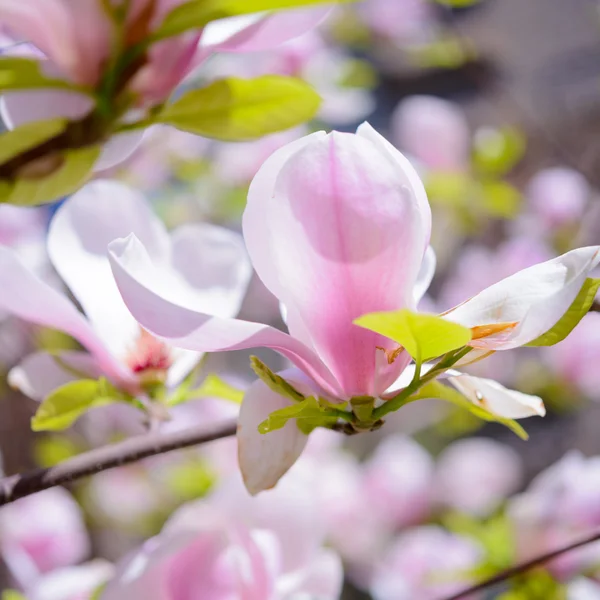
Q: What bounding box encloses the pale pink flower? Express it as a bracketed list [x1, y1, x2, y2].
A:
[108, 124, 597, 493]
[100, 473, 342, 600]
[0, 488, 89, 582]
[527, 167, 590, 229]
[370, 526, 482, 600]
[392, 95, 471, 172]
[0, 180, 251, 403]
[435, 437, 523, 516]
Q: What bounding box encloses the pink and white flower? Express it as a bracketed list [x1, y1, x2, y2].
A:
[108, 123, 598, 493]
[0, 179, 251, 403]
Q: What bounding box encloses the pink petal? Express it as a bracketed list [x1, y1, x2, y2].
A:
[200, 7, 331, 55]
[283, 549, 343, 599]
[108, 234, 342, 396]
[237, 369, 310, 495]
[48, 180, 171, 359]
[0, 245, 130, 383]
[8, 350, 103, 401]
[243, 123, 430, 397]
[445, 246, 600, 349]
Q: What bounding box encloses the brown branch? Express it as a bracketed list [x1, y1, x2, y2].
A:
[0, 419, 237, 506]
[590, 301, 600, 313]
[440, 528, 600, 600]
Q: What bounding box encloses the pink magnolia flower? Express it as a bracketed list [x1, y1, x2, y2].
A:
[100, 473, 342, 600]
[527, 167, 590, 229]
[108, 123, 599, 494]
[0, 1, 331, 169]
[28, 560, 114, 600]
[435, 437, 523, 516]
[0, 488, 89, 584]
[357, 0, 435, 42]
[392, 95, 471, 172]
[369, 526, 482, 600]
[508, 452, 600, 580]
[0, 179, 251, 403]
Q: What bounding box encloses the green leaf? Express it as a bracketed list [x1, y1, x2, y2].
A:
[413, 380, 528, 440]
[155, 76, 321, 141]
[250, 356, 305, 403]
[33, 435, 82, 468]
[165, 460, 216, 500]
[479, 179, 522, 219]
[0, 57, 91, 93]
[528, 278, 600, 347]
[155, 0, 357, 39]
[0, 144, 100, 206]
[32, 378, 128, 432]
[258, 396, 344, 434]
[167, 373, 244, 406]
[354, 309, 472, 363]
[2, 591, 27, 600]
[0, 119, 68, 166]
[472, 127, 526, 176]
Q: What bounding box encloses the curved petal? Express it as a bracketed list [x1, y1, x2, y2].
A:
[414, 246, 436, 305]
[48, 180, 170, 359]
[93, 129, 146, 172]
[243, 124, 430, 397]
[0, 246, 130, 382]
[445, 247, 600, 349]
[237, 369, 310, 495]
[8, 350, 102, 401]
[449, 374, 546, 419]
[108, 234, 342, 396]
[280, 549, 343, 599]
[200, 7, 331, 55]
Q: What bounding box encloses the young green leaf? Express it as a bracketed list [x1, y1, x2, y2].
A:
[32, 378, 128, 432]
[250, 356, 305, 403]
[155, 0, 357, 40]
[0, 57, 92, 93]
[155, 76, 321, 141]
[0, 145, 100, 206]
[0, 119, 68, 166]
[354, 309, 472, 363]
[527, 278, 600, 347]
[2, 591, 27, 600]
[258, 396, 342, 434]
[412, 380, 528, 440]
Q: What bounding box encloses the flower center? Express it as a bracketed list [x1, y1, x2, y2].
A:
[126, 328, 173, 375]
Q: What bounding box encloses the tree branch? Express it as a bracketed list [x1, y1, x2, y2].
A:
[0, 419, 237, 506]
[440, 528, 600, 600]
[590, 301, 600, 313]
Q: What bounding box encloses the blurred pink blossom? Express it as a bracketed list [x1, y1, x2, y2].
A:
[369, 526, 482, 600]
[435, 437, 523, 516]
[0, 488, 89, 583]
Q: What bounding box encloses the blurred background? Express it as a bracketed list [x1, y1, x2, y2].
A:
[1, 0, 600, 598]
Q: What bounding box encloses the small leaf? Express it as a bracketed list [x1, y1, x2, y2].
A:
[156, 76, 321, 141]
[258, 396, 341, 434]
[167, 373, 244, 406]
[0, 57, 91, 93]
[250, 356, 305, 403]
[32, 378, 127, 432]
[0, 119, 68, 166]
[355, 309, 472, 363]
[472, 127, 526, 176]
[2, 591, 27, 600]
[413, 380, 528, 440]
[479, 179, 522, 219]
[155, 0, 357, 39]
[528, 278, 600, 347]
[0, 144, 100, 206]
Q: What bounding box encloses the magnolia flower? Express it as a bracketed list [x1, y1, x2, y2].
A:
[0, 488, 89, 584]
[100, 473, 343, 600]
[392, 95, 471, 172]
[435, 437, 523, 516]
[369, 526, 482, 600]
[0, 1, 331, 170]
[108, 123, 599, 494]
[0, 179, 251, 404]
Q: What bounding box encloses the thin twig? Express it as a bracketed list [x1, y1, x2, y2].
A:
[0, 419, 237, 506]
[440, 528, 600, 600]
[590, 301, 600, 313]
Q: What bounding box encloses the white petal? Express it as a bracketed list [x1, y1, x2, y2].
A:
[449, 374, 546, 419]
